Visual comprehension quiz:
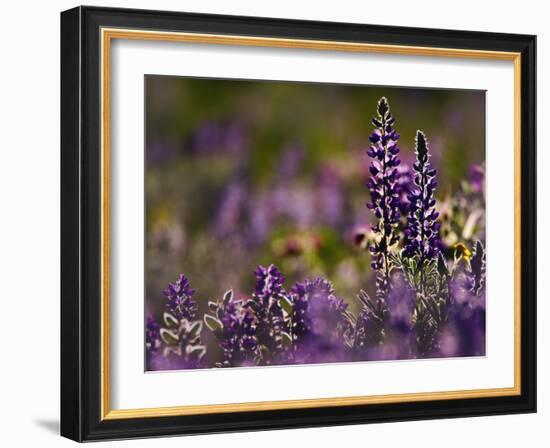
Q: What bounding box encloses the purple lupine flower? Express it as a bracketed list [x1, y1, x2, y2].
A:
[353, 272, 417, 361]
[386, 271, 418, 359]
[403, 131, 441, 268]
[433, 248, 486, 358]
[469, 164, 485, 193]
[283, 187, 316, 229]
[350, 290, 387, 360]
[249, 264, 288, 361]
[191, 122, 221, 154]
[288, 278, 352, 363]
[386, 271, 416, 328]
[147, 350, 172, 371]
[146, 299, 206, 371]
[161, 318, 206, 369]
[277, 145, 304, 180]
[253, 264, 286, 301]
[145, 316, 162, 354]
[437, 299, 486, 358]
[205, 290, 259, 367]
[365, 97, 402, 299]
[316, 165, 344, 226]
[146, 141, 174, 166]
[449, 244, 486, 309]
[224, 122, 249, 155]
[163, 274, 197, 321]
[449, 264, 477, 307]
[249, 192, 272, 242]
[351, 311, 377, 360]
[191, 121, 248, 156]
[215, 181, 246, 237]
[395, 164, 413, 217]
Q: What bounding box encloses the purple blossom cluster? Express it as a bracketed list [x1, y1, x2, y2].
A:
[206, 290, 259, 367]
[191, 121, 248, 156]
[403, 131, 441, 263]
[365, 97, 403, 299]
[288, 278, 352, 363]
[249, 264, 288, 359]
[145, 96, 486, 370]
[163, 273, 197, 321]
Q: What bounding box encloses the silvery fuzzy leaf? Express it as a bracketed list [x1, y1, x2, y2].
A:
[208, 301, 218, 312]
[437, 252, 449, 277]
[163, 312, 179, 328]
[223, 289, 233, 304]
[204, 314, 223, 332]
[160, 328, 179, 345]
[281, 331, 292, 348]
[163, 345, 181, 358]
[185, 320, 202, 339]
[279, 295, 293, 315]
[186, 345, 206, 360]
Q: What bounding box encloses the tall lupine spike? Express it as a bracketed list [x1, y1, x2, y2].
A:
[163, 273, 197, 321]
[289, 277, 352, 363]
[395, 164, 413, 218]
[366, 97, 402, 300]
[253, 264, 285, 304]
[205, 290, 260, 367]
[249, 264, 289, 362]
[289, 278, 349, 340]
[403, 131, 441, 281]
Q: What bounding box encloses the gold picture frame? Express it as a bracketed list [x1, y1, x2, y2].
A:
[61, 6, 536, 441]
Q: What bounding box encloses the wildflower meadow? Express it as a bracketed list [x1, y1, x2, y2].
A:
[145, 77, 486, 370]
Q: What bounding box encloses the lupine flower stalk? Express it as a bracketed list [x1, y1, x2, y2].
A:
[163, 274, 197, 321]
[366, 97, 402, 299]
[248, 264, 288, 360]
[395, 164, 413, 218]
[205, 289, 259, 367]
[351, 290, 387, 359]
[403, 131, 441, 285]
[289, 278, 352, 362]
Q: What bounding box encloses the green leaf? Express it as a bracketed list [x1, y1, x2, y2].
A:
[208, 301, 218, 312]
[279, 296, 293, 315]
[186, 320, 203, 340]
[259, 345, 271, 360]
[163, 312, 179, 328]
[223, 289, 233, 304]
[204, 314, 223, 332]
[160, 328, 179, 345]
[281, 332, 293, 348]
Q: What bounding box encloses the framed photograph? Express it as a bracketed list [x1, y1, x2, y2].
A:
[61, 6, 536, 441]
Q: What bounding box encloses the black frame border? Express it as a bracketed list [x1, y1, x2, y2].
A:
[61, 5, 536, 442]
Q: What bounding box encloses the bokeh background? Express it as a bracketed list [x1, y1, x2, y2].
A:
[145, 75, 485, 319]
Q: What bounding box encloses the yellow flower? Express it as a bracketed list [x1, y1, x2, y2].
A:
[453, 242, 472, 261]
